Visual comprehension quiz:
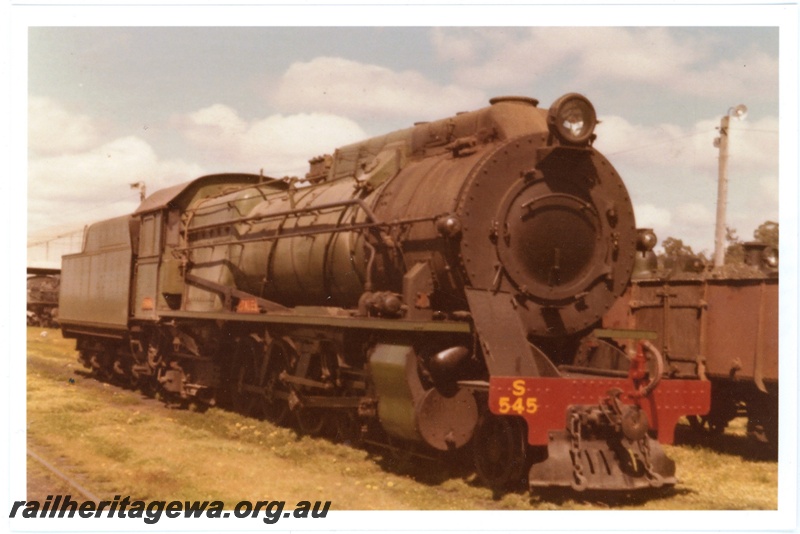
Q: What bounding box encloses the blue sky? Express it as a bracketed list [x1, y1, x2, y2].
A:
[18, 8, 794, 268]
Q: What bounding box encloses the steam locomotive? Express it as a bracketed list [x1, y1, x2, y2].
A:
[59, 94, 710, 492]
[27, 267, 60, 327]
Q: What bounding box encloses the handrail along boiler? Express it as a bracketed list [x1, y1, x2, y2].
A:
[59, 94, 710, 492]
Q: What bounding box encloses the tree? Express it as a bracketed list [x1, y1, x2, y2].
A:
[724, 221, 778, 265]
[659, 221, 777, 270]
[660, 237, 695, 259]
[725, 226, 744, 264]
[754, 221, 778, 249]
[658, 237, 707, 271]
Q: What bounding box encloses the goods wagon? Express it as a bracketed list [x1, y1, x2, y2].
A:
[604, 239, 778, 452]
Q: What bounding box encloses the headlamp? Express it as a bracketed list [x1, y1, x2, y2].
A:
[547, 93, 597, 146]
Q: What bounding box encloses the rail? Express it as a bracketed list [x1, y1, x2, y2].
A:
[27, 447, 101, 502]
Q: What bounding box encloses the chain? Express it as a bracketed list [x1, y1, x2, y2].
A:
[567, 410, 588, 491]
[637, 434, 664, 487]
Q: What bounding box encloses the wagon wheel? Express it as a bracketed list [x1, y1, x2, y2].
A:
[137, 376, 159, 398]
[111, 355, 138, 389]
[233, 337, 259, 415]
[472, 413, 529, 490]
[295, 407, 327, 437]
[385, 435, 417, 471]
[688, 390, 737, 436]
[234, 336, 290, 425]
[91, 350, 115, 382]
[687, 415, 727, 435]
[260, 339, 294, 425]
[745, 393, 778, 458]
[333, 409, 362, 446]
[290, 344, 340, 437]
[687, 415, 704, 432]
[704, 416, 728, 435]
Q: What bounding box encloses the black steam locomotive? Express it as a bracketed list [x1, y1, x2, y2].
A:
[27, 267, 60, 327]
[59, 94, 710, 492]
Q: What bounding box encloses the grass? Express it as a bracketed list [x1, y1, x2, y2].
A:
[26, 327, 778, 510]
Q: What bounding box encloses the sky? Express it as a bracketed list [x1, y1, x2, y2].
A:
[19, 13, 793, 269]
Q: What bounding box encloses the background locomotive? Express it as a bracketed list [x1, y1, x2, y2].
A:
[59, 93, 710, 492]
[604, 237, 778, 454]
[27, 267, 60, 327]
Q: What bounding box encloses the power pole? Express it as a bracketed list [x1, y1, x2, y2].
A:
[713, 105, 747, 268]
[713, 114, 731, 269]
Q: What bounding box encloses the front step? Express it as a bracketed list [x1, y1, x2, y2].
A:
[528, 431, 676, 491]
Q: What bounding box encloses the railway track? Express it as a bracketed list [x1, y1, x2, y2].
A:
[27, 446, 101, 502]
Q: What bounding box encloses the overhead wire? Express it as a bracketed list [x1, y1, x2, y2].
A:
[28, 192, 140, 248]
[605, 129, 714, 156]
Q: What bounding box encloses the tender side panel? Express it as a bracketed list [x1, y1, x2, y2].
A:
[59, 215, 133, 330]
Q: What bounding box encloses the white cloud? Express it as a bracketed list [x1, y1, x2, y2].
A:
[28, 96, 101, 156]
[435, 28, 777, 102]
[437, 28, 695, 88]
[595, 114, 719, 194]
[726, 172, 780, 242]
[681, 51, 779, 100]
[593, 115, 668, 162]
[758, 175, 779, 208]
[28, 135, 204, 236]
[27, 98, 206, 242]
[269, 56, 486, 122]
[246, 113, 366, 175]
[430, 28, 477, 63]
[577, 28, 701, 85]
[28, 99, 370, 241]
[176, 104, 368, 177]
[728, 116, 779, 172]
[182, 104, 249, 145]
[675, 202, 715, 227]
[593, 112, 778, 253]
[596, 112, 777, 182]
[635, 203, 672, 230]
[443, 29, 571, 88]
